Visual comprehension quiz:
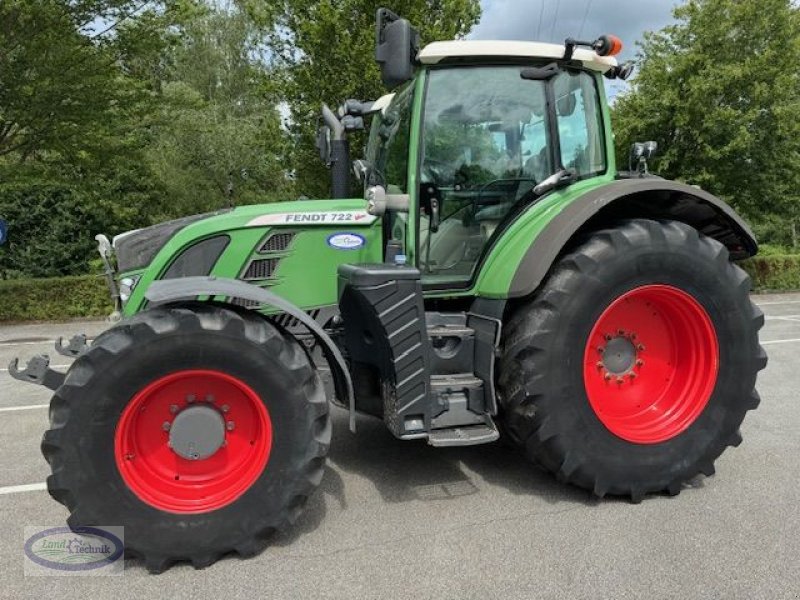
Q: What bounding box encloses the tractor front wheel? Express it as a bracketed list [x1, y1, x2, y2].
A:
[41, 303, 330, 572]
[498, 219, 766, 501]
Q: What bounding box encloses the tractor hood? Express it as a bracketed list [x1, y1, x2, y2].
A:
[115, 198, 383, 317]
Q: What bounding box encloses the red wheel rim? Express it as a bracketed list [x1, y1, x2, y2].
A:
[114, 370, 272, 513]
[583, 285, 719, 444]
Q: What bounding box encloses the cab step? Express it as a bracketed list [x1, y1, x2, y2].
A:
[427, 419, 499, 447]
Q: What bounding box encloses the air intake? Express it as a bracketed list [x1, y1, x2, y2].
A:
[242, 258, 281, 281]
[259, 232, 295, 253]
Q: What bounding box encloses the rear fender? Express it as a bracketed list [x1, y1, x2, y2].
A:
[478, 178, 757, 299]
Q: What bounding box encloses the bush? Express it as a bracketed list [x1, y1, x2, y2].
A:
[0, 275, 112, 322]
[0, 182, 111, 278]
[741, 254, 800, 292]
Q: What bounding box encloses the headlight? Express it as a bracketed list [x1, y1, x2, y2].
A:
[119, 276, 140, 304]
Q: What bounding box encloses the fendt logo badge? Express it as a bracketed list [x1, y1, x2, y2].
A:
[246, 211, 378, 227]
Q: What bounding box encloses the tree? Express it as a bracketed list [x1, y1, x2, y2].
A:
[243, 0, 482, 198]
[612, 0, 800, 245]
[142, 8, 289, 217]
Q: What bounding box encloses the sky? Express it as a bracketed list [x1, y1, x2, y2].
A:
[469, 0, 680, 98]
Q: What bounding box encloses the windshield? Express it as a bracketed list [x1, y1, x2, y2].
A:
[419, 66, 606, 282]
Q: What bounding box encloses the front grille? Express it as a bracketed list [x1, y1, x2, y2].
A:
[259, 232, 295, 253]
[242, 258, 281, 281]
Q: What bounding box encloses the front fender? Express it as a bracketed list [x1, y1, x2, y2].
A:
[476, 178, 757, 299]
[145, 277, 356, 432]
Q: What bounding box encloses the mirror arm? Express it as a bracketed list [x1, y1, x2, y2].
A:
[321, 104, 345, 141]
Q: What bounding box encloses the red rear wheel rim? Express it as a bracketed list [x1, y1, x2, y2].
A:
[583, 285, 719, 444]
[114, 370, 272, 513]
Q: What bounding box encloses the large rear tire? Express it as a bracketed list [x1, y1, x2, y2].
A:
[41, 303, 330, 572]
[498, 219, 767, 501]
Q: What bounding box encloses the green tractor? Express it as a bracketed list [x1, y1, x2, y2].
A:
[12, 9, 766, 572]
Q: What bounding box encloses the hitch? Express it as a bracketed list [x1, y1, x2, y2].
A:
[8, 355, 65, 391]
[55, 334, 89, 358]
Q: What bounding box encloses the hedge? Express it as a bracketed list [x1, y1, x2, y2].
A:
[0, 275, 112, 323]
[741, 254, 800, 292]
[0, 255, 797, 323]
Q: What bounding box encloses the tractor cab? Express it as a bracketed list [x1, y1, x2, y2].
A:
[325, 8, 630, 291]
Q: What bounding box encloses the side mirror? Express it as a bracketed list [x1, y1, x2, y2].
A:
[375, 8, 420, 90]
[315, 126, 331, 165]
[630, 141, 658, 175]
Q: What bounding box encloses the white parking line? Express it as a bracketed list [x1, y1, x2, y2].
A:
[762, 338, 800, 346]
[755, 299, 800, 306]
[0, 482, 47, 495]
[0, 404, 48, 413]
[0, 364, 69, 373]
[0, 340, 53, 347]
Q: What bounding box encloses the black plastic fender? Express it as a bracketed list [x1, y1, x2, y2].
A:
[145, 277, 356, 431]
[509, 178, 758, 298]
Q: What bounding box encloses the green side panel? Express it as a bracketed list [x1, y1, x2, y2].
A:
[470, 175, 615, 299]
[122, 199, 382, 316]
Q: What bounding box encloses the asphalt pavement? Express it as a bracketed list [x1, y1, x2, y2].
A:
[1, 294, 799, 599]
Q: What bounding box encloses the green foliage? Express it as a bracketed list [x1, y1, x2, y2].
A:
[244, 0, 482, 198]
[0, 182, 117, 278]
[741, 254, 800, 292]
[612, 0, 800, 241]
[141, 9, 291, 216]
[0, 275, 112, 322]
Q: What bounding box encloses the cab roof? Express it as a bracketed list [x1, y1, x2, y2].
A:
[418, 40, 618, 73]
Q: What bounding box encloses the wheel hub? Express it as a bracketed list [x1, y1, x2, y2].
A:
[601, 335, 637, 375]
[168, 404, 226, 460]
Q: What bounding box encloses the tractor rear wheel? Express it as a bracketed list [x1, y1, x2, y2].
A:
[41, 303, 329, 572]
[498, 219, 766, 501]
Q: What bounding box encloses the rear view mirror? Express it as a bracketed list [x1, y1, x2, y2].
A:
[375, 8, 420, 90]
[630, 141, 658, 175]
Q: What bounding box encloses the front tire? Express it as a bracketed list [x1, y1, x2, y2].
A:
[41, 303, 330, 572]
[498, 219, 766, 501]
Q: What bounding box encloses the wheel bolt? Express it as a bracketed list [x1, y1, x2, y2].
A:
[616, 377, 624, 384]
[186, 394, 196, 404]
[618, 329, 625, 335]
[221, 404, 230, 413]
[598, 347, 605, 354]
[596, 361, 604, 369]
[605, 334, 612, 341]
[226, 421, 235, 431]
[604, 373, 612, 381]
[636, 359, 644, 367]
[629, 372, 637, 379]
[162, 421, 171, 431]
[637, 344, 645, 352]
[169, 404, 179, 414]
[205, 394, 215, 403]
